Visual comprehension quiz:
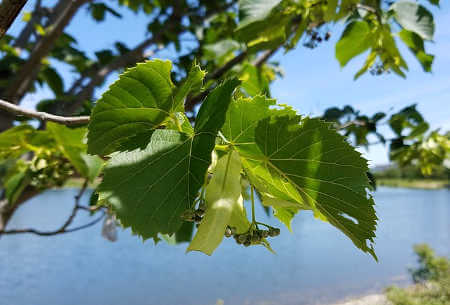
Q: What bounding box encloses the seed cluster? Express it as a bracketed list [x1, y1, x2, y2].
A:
[226, 225, 280, 247]
[303, 30, 331, 49]
[180, 201, 206, 225]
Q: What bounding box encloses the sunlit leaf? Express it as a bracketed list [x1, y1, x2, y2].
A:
[97, 80, 239, 240]
[336, 21, 374, 67]
[391, 1, 434, 40]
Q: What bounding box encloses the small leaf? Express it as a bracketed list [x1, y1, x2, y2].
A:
[399, 29, 434, 72]
[172, 63, 206, 112]
[87, 60, 175, 155]
[336, 21, 374, 67]
[3, 162, 30, 205]
[354, 50, 377, 80]
[391, 1, 435, 40]
[0, 125, 35, 158]
[47, 123, 103, 182]
[187, 151, 243, 255]
[238, 0, 282, 29]
[41, 67, 64, 96]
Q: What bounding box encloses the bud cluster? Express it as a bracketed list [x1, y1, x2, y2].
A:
[29, 152, 74, 189]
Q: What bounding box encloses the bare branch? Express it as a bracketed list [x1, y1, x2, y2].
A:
[0, 0, 28, 39]
[3, 0, 92, 105]
[0, 212, 105, 236]
[336, 120, 367, 130]
[13, 0, 42, 49]
[0, 99, 90, 125]
[0, 180, 107, 236]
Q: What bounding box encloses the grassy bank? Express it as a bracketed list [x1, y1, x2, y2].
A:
[377, 178, 449, 190]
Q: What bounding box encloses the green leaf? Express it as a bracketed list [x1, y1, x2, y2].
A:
[47, 123, 103, 182]
[427, 0, 439, 6]
[187, 151, 244, 255]
[41, 67, 64, 96]
[354, 50, 377, 80]
[97, 80, 240, 240]
[238, 0, 282, 29]
[175, 221, 195, 243]
[336, 21, 374, 67]
[87, 59, 175, 155]
[172, 63, 206, 112]
[3, 161, 30, 205]
[222, 97, 306, 227]
[166, 112, 194, 135]
[203, 40, 241, 61]
[254, 114, 378, 259]
[399, 29, 434, 72]
[0, 124, 35, 158]
[240, 64, 270, 96]
[391, 1, 434, 40]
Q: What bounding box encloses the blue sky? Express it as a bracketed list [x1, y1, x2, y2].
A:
[10, 1, 450, 166]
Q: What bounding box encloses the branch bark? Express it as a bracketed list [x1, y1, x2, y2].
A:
[60, 40, 161, 115]
[0, 99, 90, 125]
[12, 0, 42, 49]
[0, 0, 28, 39]
[3, 0, 90, 105]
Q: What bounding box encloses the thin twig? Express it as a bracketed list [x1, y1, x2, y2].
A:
[337, 120, 366, 130]
[0, 212, 105, 236]
[0, 180, 106, 236]
[0, 99, 89, 125]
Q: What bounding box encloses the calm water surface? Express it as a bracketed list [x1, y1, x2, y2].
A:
[1, 187, 449, 305]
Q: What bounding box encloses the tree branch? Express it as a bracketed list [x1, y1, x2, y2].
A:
[0, 99, 90, 125]
[3, 0, 91, 105]
[0, 212, 105, 236]
[0, 0, 28, 39]
[0, 180, 106, 236]
[336, 120, 367, 130]
[13, 0, 42, 49]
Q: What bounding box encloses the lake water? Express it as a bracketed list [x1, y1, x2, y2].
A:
[1, 187, 449, 305]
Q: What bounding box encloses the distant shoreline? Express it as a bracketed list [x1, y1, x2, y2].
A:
[376, 178, 449, 190]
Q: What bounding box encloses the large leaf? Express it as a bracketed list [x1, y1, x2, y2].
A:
[187, 151, 244, 255]
[336, 21, 374, 67]
[391, 1, 434, 40]
[254, 114, 378, 259]
[47, 123, 103, 182]
[222, 97, 305, 227]
[87, 60, 175, 155]
[97, 79, 240, 240]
